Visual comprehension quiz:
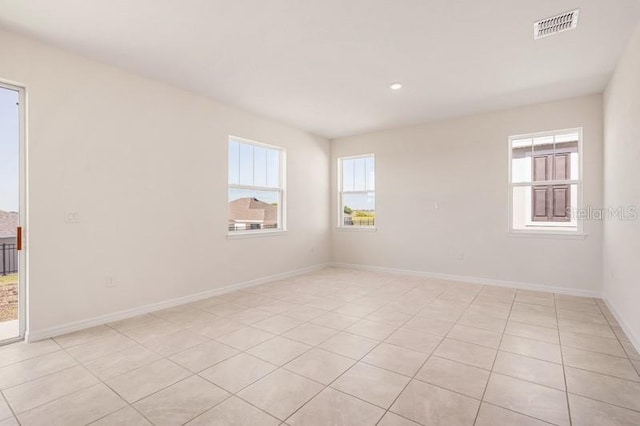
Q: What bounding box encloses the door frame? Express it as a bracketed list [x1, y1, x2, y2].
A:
[0, 79, 27, 344]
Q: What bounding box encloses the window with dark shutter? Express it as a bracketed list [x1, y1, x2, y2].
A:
[510, 129, 581, 233]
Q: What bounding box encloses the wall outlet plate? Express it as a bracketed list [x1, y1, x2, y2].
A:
[65, 211, 80, 223]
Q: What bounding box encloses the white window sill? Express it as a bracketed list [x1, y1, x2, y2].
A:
[227, 230, 287, 239]
[507, 230, 587, 240]
[336, 226, 377, 232]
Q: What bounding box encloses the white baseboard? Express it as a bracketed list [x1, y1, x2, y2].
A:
[330, 262, 602, 298]
[601, 296, 640, 355]
[25, 263, 328, 342]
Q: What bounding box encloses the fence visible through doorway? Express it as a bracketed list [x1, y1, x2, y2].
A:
[1, 244, 18, 276]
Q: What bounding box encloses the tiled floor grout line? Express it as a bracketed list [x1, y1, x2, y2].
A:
[7, 320, 224, 424]
[223, 284, 640, 422]
[472, 288, 516, 425]
[4, 327, 636, 425]
[278, 283, 426, 425]
[554, 295, 573, 426]
[57, 336, 160, 426]
[594, 297, 640, 365]
[85, 290, 319, 425]
[0, 310, 577, 423]
[0, 388, 19, 425]
[370, 286, 455, 426]
[3, 274, 640, 425]
[187, 280, 429, 424]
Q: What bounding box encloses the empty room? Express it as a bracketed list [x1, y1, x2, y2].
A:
[1, 1, 640, 425]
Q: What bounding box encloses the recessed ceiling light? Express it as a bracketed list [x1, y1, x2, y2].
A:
[389, 83, 403, 90]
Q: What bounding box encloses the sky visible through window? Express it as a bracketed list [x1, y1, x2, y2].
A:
[0, 87, 19, 212]
[228, 139, 280, 203]
[342, 156, 375, 210]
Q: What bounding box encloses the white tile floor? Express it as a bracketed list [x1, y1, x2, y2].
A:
[1, 267, 639, 425]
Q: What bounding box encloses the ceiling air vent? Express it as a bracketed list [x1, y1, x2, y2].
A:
[534, 9, 579, 40]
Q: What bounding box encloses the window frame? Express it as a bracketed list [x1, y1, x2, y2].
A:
[508, 127, 584, 237]
[337, 153, 376, 231]
[227, 135, 287, 238]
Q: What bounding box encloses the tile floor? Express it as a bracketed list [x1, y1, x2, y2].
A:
[1, 268, 639, 425]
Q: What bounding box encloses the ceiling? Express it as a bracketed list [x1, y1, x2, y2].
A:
[0, 0, 639, 138]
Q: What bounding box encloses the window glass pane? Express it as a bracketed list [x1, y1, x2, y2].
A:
[266, 148, 280, 188]
[239, 142, 254, 186]
[229, 188, 280, 231]
[511, 138, 532, 149]
[511, 139, 532, 183]
[365, 156, 375, 190]
[533, 135, 554, 147]
[511, 130, 580, 233]
[511, 156, 531, 183]
[512, 185, 531, 230]
[554, 138, 579, 181]
[342, 159, 355, 191]
[342, 192, 375, 227]
[531, 137, 554, 183]
[533, 141, 554, 156]
[354, 158, 366, 191]
[555, 132, 579, 143]
[228, 139, 240, 184]
[512, 184, 577, 231]
[570, 151, 579, 180]
[254, 146, 267, 187]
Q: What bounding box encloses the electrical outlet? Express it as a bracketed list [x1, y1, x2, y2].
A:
[65, 211, 80, 223]
[456, 252, 464, 261]
[105, 276, 117, 288]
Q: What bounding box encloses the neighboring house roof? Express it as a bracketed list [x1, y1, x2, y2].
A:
[229, 198, 277, 224]
[0, 210, 18, 238]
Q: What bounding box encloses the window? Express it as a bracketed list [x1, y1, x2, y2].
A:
[228, 137, 285, 233]
[338, 154, 375, 228]
[509, 129, 581, 233]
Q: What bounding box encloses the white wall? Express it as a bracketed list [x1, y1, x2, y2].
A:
[332, 95, 604, 294]
[603, 23, 640, 348]
[0, 29, 330, 337]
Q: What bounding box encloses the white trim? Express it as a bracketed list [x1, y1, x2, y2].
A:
[229, 184, 281, 192]
[336, 227, 377, 232]
[330, 262, 602, 298]
[508, 127, 583, 235]
[506, 231, 587, 240]
[227, 136, 287, 234]
[338, 153, 376, 161]
[25, 263, 328, 342]
[601, 297, 640, 355]
[511, 180, 580, 187]
[228, 135, 282, 151]
[338, 154, 376, 229]
[227, 229, 288, 239]
[0, 80, 27, 343]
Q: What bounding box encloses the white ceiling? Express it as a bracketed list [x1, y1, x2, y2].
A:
[0, 0, 639, 138]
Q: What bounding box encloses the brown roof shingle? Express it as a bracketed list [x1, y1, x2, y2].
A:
[229, 198, 277, 225]
[0, 210, 18, 238]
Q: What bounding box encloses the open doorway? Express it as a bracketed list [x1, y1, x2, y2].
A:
[0, 82, 24, 344]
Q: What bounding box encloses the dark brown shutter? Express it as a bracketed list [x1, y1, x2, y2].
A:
[532, 155, 551, 221]
[533, 155, 551, 181]
[551, 186, 571, 221]
[554, 153, 570, 180]
[531, 153, 572, 222]
[532, 187, 550, 221]
[551, 153, 571, 221]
